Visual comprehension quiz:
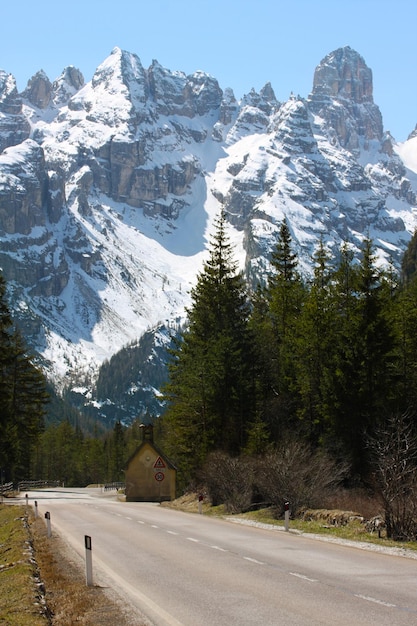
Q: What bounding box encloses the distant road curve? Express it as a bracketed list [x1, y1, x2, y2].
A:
[22, 488, 417, 626]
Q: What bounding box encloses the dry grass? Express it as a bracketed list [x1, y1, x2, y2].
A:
[0, 505, 48, 625]
[161, 491, 210, 514]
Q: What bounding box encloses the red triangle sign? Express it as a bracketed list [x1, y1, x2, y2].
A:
[153, 456, 166, 469]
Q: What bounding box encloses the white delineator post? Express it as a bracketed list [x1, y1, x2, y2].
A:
[45, 511, 51, 537]
[85, 535, 93, 586]
[284, 501, 290, 532]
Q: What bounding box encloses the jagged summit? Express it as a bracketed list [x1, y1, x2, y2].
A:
[52, 66, 84, 106]
[308, 46, 383, 150]
[311, 46, 374, 104]
[0, 45, 416, 419]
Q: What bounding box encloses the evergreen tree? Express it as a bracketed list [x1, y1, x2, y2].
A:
[401, 229, 417, 285]
[7, 330, 48, 479]
[269, 218, 303, 336]
[254, 218, 305, 439]
[295, 237, 336, 442]
[161, 210, 254, 486]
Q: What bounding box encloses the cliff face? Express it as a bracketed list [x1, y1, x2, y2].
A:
[0, 45, 416, 406]
[308, 46, 383, 152]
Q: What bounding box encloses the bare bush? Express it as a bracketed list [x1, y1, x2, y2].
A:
[368, 412, 417, 540]
[200, 451, 254, 513]
[254, 440, 349, 517]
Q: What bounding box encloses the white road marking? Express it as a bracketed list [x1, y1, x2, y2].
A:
[211, 545, 228, 552]
[243, 556, 265, 565]
[151, 524, 159, 529]
[355, 594, 396, 608]
[187, 537, 199, 542]
[137, 520, 145, 524]
[290, 572, 317, 583]
[125, 516, 132, 520]
[166, 530, 179, 535]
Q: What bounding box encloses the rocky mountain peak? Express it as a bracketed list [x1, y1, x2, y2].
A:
[148, 61, 222, 117]
[272, 97, 317, 154]
[90, 46, 147, 107]
[23, 70, 53, 109]
[0, 71, 29, 151]
[308, 46, 383, 150]
[408, 124, 417, 141]
[147, 59, 188, 114]
[260, 82, 279, 105]
[242, 82, 280, 116]
[0, 71, 19, 110]
[184, 70, 222, 116]
[217, 87, 238, 127]
[311, 46, 373, 104]
[52, 66, 84, 106]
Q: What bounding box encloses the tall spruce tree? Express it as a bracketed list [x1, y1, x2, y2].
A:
[162, 210, 254, 486]
[295, 237, 336, 443]
[7, 330, 48, 479]
[254, 218, 305, 439]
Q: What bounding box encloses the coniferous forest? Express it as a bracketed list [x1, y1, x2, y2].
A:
[4, 211, 417, 538]
[161, 214, 410, 479]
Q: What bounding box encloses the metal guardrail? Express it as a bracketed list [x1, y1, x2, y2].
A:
[0, 481, 14, 495]
[104, 482, 125, 491]
[17, 480, 60, 491]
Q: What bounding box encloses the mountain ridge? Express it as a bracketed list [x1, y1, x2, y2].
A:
[0, 44, 416, 423]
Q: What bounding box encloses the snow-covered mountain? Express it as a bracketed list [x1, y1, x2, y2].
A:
[0, 45, 416, 422]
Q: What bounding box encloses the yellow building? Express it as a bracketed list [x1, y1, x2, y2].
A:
[125, 424, 176, 502]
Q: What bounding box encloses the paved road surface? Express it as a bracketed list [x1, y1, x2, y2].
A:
[21, 488, 417, 626]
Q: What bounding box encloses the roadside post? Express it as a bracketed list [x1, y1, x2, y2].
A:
[45, 511, 51, 537]
[198, 493, 203, 514]
[25, 493, 28, 512]
[284, 501, 290, 532]
[85, 535, 93, 586]
[34, 500, 38, 518]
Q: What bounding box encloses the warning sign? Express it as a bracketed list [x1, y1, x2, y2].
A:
[153, 456, 166, 469]
[154, 472, 165, 482]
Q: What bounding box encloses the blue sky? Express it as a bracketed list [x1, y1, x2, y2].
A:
[1, 0, 416, 141]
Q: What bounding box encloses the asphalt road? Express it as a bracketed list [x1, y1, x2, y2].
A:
[21, 488, 417, 626]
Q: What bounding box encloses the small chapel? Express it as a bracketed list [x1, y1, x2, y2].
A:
[125, 424, 176, 502]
